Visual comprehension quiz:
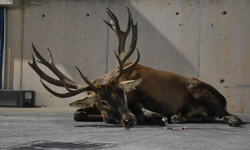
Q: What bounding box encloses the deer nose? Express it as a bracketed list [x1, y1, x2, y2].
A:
[122, 115, 136, 128]
[125, 118, 136, 127]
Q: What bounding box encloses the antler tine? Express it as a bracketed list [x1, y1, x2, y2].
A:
[29, 52, 63, 87]
[75, 66, 100, 93]
[113, 48, 140, 80]
[117, 5, 138, 64]
[105, 8, 122, 36]
[104, 6, 133, 62]
[40, 79, 92, 98]
[30, 41, 78, 88]
[47, 46, 56, 66]
[123, 48, 140, 73]
[120, 18, 138, 64]
[104, 5, 139, 81]
[40, 67, 100, 98]
[113, 50, 124, 79]
[29, 42, 99, 98]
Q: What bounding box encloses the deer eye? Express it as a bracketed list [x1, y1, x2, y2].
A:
[100, 100, 108, 107]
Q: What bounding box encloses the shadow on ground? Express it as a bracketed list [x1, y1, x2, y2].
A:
[8, 140, 117, 150]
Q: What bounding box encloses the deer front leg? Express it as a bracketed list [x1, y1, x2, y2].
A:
[142, 108, 168, 126]
[73, 106, 103, 122]
[129, 102, 168, 126]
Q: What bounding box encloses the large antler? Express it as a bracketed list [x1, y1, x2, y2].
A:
[28, 41, 100, 98]
[104, 5, 140, 80]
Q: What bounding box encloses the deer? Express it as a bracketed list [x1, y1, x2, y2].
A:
[29, 6, 242, 128]
[29, 6, 145, 128]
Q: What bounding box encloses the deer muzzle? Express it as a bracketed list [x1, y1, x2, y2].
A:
[121, 113, 137, 128]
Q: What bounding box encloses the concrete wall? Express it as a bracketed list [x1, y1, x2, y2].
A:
[7, 0, 250, 113]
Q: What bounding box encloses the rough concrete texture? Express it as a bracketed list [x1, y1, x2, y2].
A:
[0, 107, 249, 150]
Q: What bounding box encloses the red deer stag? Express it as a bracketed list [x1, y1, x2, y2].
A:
[30, 6, 242, 127]
[29, 6, 143, 128]
[74, 6, 242, 127]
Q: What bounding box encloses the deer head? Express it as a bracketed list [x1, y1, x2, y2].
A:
[29, 5, 141, 128]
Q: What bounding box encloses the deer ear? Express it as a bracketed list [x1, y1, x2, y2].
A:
[118, 78, 142, 92]
[69, 93, 96, 109]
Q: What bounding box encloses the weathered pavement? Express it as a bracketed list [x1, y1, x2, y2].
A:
[0, 107, 249, 150]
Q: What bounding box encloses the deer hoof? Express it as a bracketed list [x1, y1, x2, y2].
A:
[171, 114, 182, 124]
[224, 116, 242, 127]
[73, 109, 88, 122]
[158, 116, 168, 126]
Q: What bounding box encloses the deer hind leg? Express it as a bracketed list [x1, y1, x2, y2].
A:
[223, 114, 242, 127]
[171, 107, 216, 124]
[171, 114, 217, 123]
[73, 106, 103, 122]
[186, 78, 242, 126]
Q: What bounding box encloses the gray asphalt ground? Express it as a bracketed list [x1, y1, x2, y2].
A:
[0, 107, 249, 150]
